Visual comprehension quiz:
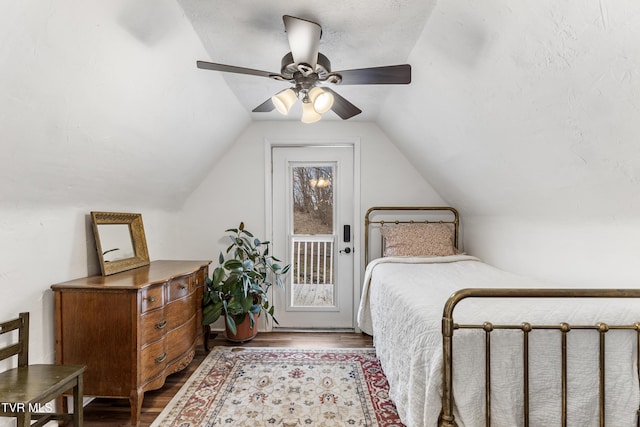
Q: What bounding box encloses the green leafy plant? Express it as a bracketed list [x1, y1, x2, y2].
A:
[202, 222, 291, 335]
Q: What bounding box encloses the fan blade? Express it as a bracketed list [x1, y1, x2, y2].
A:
[333, 64, 411, 85]
[252, 98, 275, 113]
[283, 15, 321, 70]
[197, 61, 276, 79]
[322, 87, 362, 120]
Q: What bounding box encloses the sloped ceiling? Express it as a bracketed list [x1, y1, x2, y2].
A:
[378, 0, 640, 219]
[2, 0, 640, 221]
[0, 0, 249, 209]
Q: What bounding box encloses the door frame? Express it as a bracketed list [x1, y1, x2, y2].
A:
[264, 137, 361, 331]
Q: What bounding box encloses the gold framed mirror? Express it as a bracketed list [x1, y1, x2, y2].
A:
[91, 212, 150, 276]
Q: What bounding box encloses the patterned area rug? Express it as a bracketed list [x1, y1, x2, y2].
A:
[151, 347, 404, 426]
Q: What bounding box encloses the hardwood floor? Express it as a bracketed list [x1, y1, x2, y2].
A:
[81, 332, 373, 427]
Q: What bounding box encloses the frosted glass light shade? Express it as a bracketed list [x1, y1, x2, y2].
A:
[301, 102, 321, 123]
[308, 87, 334, 114]
[271, 88, 297, 115]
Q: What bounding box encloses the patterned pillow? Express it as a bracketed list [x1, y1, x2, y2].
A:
[380, 223, 456, 257]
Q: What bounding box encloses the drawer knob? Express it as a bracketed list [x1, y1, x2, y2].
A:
[155, 352, 167, 364]
[179, 284, 187, 290]
[155, 320, 167, 329]
[144, 296, 157, 303]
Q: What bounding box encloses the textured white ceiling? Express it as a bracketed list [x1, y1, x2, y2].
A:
[3, 0, 640, 223]
[0, 0, 250, 209]
[177, 0, 436, 121]
[378, 0, 640, 219]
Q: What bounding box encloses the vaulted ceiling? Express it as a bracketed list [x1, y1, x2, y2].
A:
[2, 0, 639, 220]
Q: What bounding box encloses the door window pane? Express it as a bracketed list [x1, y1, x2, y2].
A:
[291, 165, 335, 307]
[292, 166, 333, 234]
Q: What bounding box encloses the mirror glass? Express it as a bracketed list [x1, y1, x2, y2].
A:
[96, 224, 135, 262]
[91, 212, 150, 275]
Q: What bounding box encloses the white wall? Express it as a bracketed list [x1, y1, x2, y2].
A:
[0, 203, 178, 372]
[464, 215, 640, 287]
[177, 120, 446, 268]
[176, 120, 445, 331]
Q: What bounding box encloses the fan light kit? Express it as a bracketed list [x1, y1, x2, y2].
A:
[273, 87, 334, 123]
[197, 15, 411, 123]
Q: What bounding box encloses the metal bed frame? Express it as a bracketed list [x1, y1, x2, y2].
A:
[364, 206, 640, 427]
[364, 206, 460, 265]
[440, 288, 640, 427]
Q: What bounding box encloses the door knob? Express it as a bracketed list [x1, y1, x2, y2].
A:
[340, 247, 352, 254]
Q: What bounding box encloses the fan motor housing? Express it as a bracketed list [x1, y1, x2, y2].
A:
[281, 52, 332, 79]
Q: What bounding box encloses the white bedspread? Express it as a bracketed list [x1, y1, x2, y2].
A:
[357, 256, 640, 427]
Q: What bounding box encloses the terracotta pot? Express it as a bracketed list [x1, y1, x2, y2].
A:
[225, 312, 260, 343]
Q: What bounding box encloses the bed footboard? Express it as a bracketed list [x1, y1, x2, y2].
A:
[439, 288, 640, 427]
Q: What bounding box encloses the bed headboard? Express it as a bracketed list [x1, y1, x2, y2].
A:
[364, 206, 459, 265]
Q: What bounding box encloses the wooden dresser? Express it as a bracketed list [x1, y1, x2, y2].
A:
[51, 260, 211, 426]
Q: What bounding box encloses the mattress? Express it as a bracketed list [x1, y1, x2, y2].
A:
[357, 256, 640, 427]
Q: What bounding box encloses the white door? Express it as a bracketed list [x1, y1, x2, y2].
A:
[272, 145, 355, 329]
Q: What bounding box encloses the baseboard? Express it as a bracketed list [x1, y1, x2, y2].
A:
[272, 327, 356, 333]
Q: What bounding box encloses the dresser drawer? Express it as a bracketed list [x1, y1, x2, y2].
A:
[140, 339, 167, 383]
[194, 268, 206, 288]
[140, 285, 164, 313]
[140, 309, 167, 345]
[164, 293, 195, 330]
[166, 315, 196, 363]
[167, 276, 191, 301]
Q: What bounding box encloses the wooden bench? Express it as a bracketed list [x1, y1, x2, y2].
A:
[0, 312, 86, 427]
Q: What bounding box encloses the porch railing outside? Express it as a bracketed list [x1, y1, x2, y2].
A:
[291, 235, 334, 286]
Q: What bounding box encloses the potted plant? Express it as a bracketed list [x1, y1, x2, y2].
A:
[202, 222, 290, 342]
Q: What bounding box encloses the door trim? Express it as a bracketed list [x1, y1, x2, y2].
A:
[264, 138, 361, 331]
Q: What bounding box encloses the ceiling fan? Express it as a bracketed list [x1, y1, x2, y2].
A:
[196, 15, 411, 123]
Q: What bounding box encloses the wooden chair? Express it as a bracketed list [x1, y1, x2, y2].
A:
[0, 312, 86, 427]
